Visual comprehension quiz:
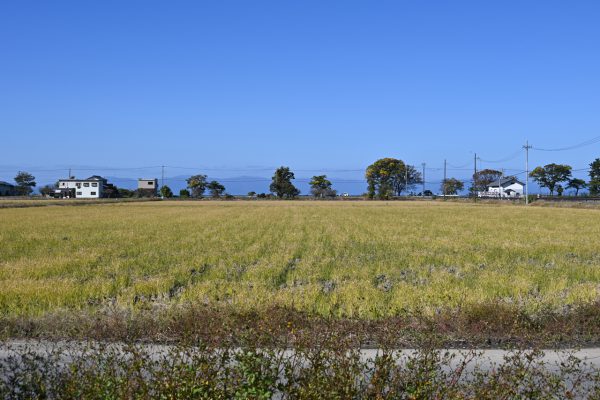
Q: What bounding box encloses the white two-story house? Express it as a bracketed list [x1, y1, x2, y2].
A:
[55, 175, 108, 198]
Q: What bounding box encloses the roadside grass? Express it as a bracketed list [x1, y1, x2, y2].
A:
[4, 339, 600, 399]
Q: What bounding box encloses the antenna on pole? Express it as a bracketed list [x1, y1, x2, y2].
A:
[500, 168, 504, 199]
[161, 165, 165, 198]
[443, 159, 447, 197]
[523, 141, 532, 205]
[472, 154, 479, 199]
[422, 163, 426, 195]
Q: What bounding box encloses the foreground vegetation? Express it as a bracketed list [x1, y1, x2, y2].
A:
[3, 338, 600, 399]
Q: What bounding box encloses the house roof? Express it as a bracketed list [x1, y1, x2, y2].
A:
[58, 175, 107, 182]
[488, 176, 524, 188]
[0, 181, 14, 187]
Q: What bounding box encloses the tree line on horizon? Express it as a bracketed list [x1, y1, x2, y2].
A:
[470, 161, 596, 197]
[6, 157, 600, 199]
[364, 157, 600, 199]
[159, 168, 338, 199]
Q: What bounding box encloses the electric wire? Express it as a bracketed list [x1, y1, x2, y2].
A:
[532, 135, 600, 152]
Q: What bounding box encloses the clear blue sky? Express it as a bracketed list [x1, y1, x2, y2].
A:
[1, 1, 600, 190]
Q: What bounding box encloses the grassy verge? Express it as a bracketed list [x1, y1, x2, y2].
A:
[0, 197, 160, 209]
[3, 303, 600, 348]
[530, 199, 600, 210]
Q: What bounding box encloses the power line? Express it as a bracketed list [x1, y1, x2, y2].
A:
[0, 168, 70, 173]
[447, 160, 472, 169]
[478, 150, 522, 163]
[0, 166, 163, 173]
[523, 141, 532, 205]
[443, 159, 447, 197]
[532, 135, 600, 152]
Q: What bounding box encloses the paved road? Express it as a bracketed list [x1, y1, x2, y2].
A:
[3, 340, 600, 371]
[3, 341, 600, 398]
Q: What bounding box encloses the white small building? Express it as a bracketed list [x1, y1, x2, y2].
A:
[55, 175, 108, 198]
[479, 176, 524, 198]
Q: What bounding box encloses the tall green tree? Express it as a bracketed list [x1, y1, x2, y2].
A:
[440, 178, 464, 195]
[207, 180, 226, 198]
[14, 171, 36, 195]
[160, 185, 173, 198]
[186, 174, 208, 198]
[567, 178, 586, 196]
[470, 169, 502, 195]
[365, 158, 422, 199]
[403, 165, 422, 194]
[309, 175, 336, 198]
[529, 164, 572, 195]
[270, 167, 300, 199]
[589, 158, 600, 195]
[179, 189, 190, 198]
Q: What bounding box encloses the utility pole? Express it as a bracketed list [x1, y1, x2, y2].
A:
[422, 163, 426, 195]
[499, 168, 504, 199]
[443, 159, 447, 197]
[523, 141, 532, 205]
[161, 165, 165, 198]
[68, 168, 71, 179]
[474, 153, 477, 176]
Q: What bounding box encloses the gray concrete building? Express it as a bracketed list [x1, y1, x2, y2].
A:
[137, 178, 158, 196]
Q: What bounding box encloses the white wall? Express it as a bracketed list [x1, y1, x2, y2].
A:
[58, 180, 103, 198]
[480, 183, 524, 198]
[503, 183, 524, 196]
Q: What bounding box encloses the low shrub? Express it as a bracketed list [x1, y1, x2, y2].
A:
[2, 339, 600, 399]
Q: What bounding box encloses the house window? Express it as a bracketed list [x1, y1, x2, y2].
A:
[90, 191, 96, 196]
[83, 183, 90, 187]
[61, 182, 66, 186]
[76, 191, 82, 196]
[92, 183, 98, 187]
[147, 182, 154, 186]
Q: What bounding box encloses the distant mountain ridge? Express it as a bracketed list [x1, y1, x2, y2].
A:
[104, 175, 369, 196]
